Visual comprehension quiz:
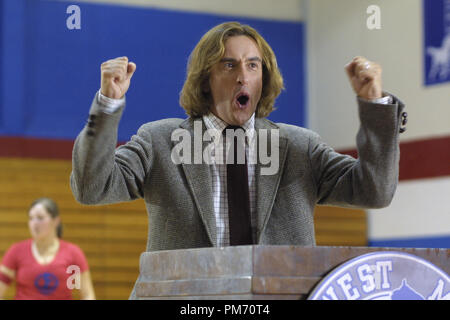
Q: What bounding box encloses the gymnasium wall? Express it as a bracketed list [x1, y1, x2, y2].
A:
[1, 0, 369, 300]
[0, 0, 305, 142]
[306, 0, 450, 248]
[2, 0, 448, 300]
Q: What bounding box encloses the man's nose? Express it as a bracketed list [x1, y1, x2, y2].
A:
[236, 65, 249, 85]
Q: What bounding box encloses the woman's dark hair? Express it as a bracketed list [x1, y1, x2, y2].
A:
[29, 197, 63, 238]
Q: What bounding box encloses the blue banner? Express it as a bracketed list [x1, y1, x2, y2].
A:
[424, 0, 450, 86]
[0, 0, 305, 142]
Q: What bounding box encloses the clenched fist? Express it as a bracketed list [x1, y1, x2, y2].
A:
[345, 56, 382, 100]
[100, 56, 137, 99]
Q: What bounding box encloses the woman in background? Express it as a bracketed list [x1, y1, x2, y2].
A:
[0, 198, 95, 300]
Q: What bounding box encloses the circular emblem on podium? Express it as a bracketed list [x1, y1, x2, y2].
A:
[308, 251, 450, 300]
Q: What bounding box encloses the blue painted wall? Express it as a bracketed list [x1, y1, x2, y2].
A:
[370, 235, 450, 249]
[0, 0, 305, 142]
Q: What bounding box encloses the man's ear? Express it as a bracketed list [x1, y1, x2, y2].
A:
[202, 78, 210, 94]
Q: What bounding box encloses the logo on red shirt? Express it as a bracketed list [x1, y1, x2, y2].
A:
[34, 272, 59, 295]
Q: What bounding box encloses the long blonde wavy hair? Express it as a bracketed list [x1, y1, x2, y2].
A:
[179, 21, 284, 118]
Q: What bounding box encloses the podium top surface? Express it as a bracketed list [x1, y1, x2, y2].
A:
[139, 245, 450, 279]
[135, 246, 449, 299]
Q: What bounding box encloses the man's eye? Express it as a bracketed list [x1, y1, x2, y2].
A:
[249, 63, 259, 69]
[224, 62, 234, 69]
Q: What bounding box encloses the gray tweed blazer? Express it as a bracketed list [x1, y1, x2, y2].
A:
[71, 93, 404, 298]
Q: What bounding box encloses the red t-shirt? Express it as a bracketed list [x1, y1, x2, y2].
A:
[0, 239, 89, 300]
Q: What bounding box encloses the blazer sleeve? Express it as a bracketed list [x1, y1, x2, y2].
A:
[70, 92, 154, 205]
[309, 94, 405, 209]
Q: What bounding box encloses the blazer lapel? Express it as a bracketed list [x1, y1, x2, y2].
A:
[174, 117, 288, 246]
[176, 118, 217, 246]
[254, 118, 288, 243]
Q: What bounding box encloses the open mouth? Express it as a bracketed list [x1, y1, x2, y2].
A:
[236, 93, 250, 109]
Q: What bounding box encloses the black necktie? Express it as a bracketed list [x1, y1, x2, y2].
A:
[224, 125, 253, 246]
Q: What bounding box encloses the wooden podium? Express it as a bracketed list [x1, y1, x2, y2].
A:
[134, 245, 450, 299]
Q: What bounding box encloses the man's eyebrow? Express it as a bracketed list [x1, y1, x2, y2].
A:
[247, 56, 262, 62]
[219, 56, 262, 62]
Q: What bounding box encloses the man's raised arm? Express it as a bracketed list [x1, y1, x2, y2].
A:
[70, 57, 153, 205]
